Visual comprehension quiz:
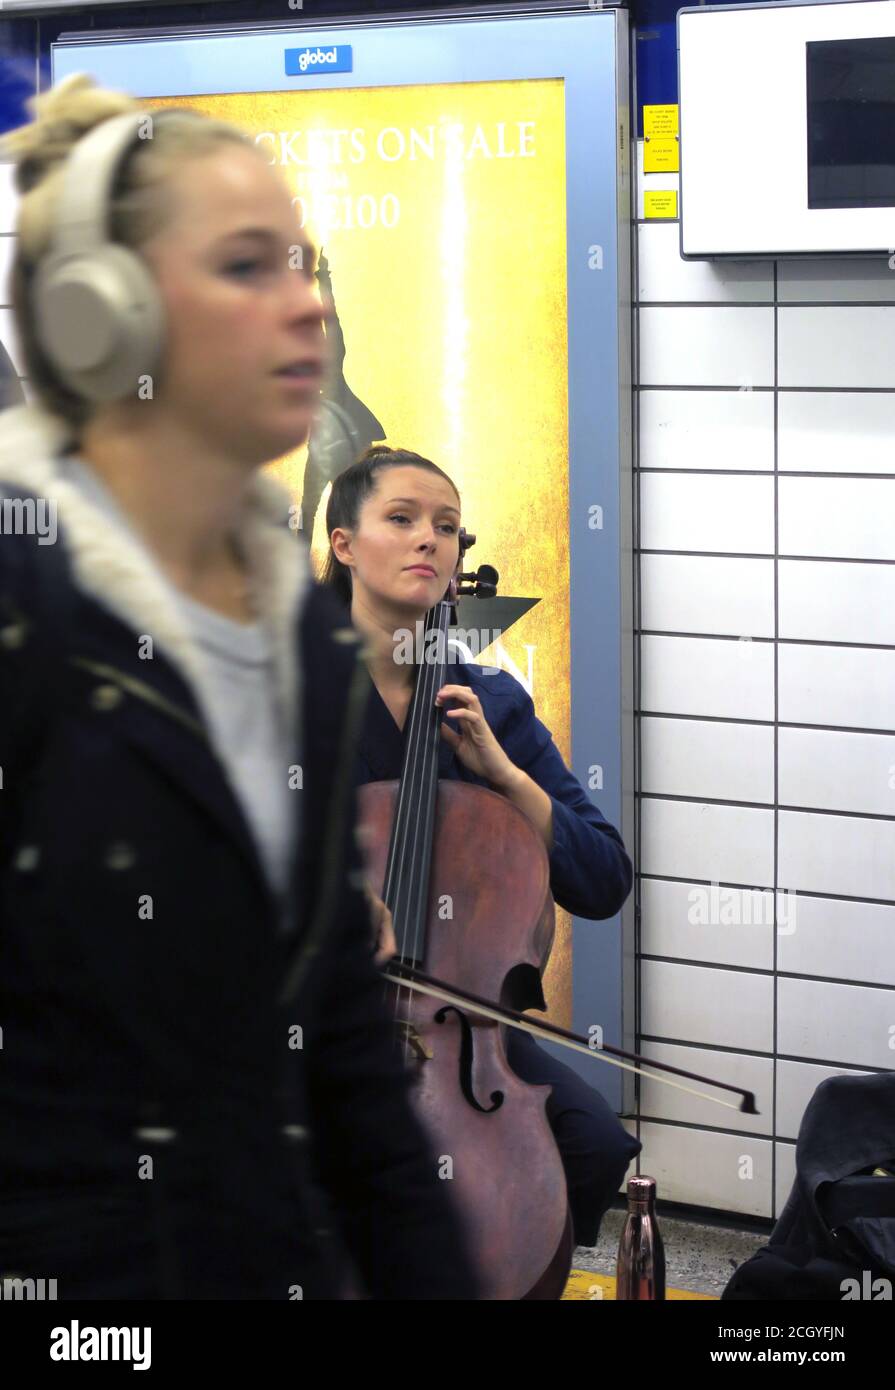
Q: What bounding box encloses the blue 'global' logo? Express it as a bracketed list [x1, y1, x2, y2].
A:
[285, 45, 353, 76]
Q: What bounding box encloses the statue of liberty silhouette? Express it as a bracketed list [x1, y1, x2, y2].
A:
[301, 249, 386, 538]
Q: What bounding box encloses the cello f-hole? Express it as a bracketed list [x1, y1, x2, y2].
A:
[435, 1005, 504, 1115]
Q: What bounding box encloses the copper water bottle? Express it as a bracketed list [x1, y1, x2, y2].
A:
[616, 1174, 665, 1300]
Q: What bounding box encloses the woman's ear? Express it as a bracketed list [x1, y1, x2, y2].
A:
[330, 526, 355, 569]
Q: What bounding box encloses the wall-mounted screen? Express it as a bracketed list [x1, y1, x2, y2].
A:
[806, 35, 895, 210]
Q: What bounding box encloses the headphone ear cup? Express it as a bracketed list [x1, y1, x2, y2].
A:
[33, 242, 164, 404]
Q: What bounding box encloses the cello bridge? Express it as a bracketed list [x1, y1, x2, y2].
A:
[397, 1020, 433, 1061]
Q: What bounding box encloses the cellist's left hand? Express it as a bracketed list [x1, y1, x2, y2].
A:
[365, 885, 398, 965]
[435, 685, 520, 792]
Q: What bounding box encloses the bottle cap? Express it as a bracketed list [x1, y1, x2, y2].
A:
[627, 1174, 657, 1204]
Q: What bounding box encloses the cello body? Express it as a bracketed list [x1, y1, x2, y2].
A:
[359, 777, 574, 1300]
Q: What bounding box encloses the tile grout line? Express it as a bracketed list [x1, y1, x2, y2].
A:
[631, 69, 645, 1174]
[772, 255, 780, 1219]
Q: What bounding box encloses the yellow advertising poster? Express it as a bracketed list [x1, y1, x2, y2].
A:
[147, 80, 572, 1019]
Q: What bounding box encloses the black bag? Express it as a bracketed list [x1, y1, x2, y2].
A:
[722, 1073, 895, 1300]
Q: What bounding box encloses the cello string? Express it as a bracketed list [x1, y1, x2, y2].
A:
[386, 601, 444, 1037]
[391, 611, 431, 956]
[401, 603, 445, 962]
[398, 598, 449, 1045]
[401, 604, 446, 1042]
[388, 671, 420, 1041]
[384, 618, 425, 957]
[381, 622, 418, 1040]
[403, 601, 445, 970]
[419, 603, 448, 958]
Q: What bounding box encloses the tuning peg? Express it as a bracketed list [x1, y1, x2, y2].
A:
[457, 563, 498, 598]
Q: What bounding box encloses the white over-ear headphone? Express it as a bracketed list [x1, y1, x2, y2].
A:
[32, 108, 180, 404]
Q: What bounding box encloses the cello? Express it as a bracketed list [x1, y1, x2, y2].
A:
[357, 527, 574, 1300]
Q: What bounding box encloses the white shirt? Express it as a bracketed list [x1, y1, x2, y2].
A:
[61, 456, 298, 915]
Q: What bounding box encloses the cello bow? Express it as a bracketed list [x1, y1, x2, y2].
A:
[385, 959, 758, 1116]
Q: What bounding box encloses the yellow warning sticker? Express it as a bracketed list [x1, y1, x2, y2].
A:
[643, 104, 679, 138]
[643, 190, 678, 219]
[644, 136, 680, 173]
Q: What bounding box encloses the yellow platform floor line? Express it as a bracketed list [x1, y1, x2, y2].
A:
[562, 1269, 717, 1301]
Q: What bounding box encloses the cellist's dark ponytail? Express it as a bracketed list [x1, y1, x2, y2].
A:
[319, 446, 461, 606]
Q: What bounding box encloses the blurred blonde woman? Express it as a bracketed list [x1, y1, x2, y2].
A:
[0, 74, 477, 1300]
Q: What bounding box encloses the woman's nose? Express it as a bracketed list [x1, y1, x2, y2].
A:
[283, 263, 326, 324]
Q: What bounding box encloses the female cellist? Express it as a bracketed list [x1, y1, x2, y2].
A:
[321, 444, 642, 1249]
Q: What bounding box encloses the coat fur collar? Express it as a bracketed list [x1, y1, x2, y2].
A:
[0, 402, 311, 745]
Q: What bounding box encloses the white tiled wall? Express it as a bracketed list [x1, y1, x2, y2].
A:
[633, 142, 895, 1221]
[629, 1120, 774, 1218]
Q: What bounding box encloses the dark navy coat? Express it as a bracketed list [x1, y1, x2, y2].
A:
[0, 496, 478, 1300]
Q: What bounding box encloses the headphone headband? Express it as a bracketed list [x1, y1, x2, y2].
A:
[52, 109, 159, 262]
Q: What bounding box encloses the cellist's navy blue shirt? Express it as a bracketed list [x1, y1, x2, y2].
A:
[357, 658, 633, 922]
